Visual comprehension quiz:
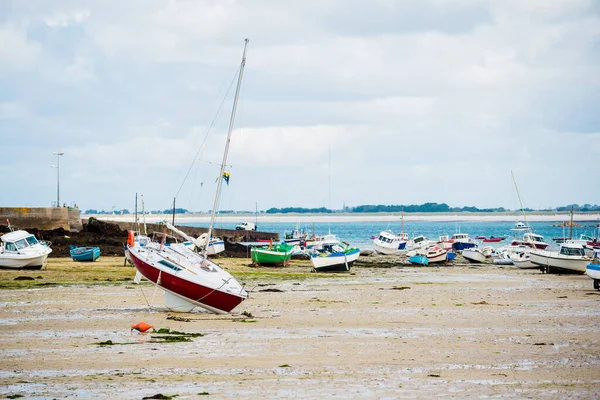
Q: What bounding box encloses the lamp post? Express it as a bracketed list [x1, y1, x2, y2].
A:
[52, 152, 64, 207]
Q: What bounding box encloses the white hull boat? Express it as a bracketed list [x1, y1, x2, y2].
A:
[510, 252, 538, 269]
[0, 230, 52, 269]
[462, 248, 487, 263]
[373, 230, 402, 255]
[530, 243, 591, 274]
[424, 246, 447, 263]
[310, 243, 360, 272]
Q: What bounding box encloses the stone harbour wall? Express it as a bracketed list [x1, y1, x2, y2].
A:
[0, 207, 82, 232]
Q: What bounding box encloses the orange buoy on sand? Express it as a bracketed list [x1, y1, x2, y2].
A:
[131, 322, 154, 333]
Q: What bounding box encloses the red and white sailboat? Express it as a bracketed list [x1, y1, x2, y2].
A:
[127, 40, 250, 314]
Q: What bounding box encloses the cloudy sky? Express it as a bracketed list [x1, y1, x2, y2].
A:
[1, 0, 599, 213]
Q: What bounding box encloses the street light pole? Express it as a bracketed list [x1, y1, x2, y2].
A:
[53, 152, 64, 207]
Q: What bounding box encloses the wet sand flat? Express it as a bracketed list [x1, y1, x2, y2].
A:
[1, 257, 599, 398]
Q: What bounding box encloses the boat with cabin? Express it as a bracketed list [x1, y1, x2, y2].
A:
[451, 233, 476, 251]
[511, 232, 549, 250]
[0, 229, 52, 269]
[510, 221, 529, 231]
[373, 230, 404, 254]
[529, 242, 592, 274]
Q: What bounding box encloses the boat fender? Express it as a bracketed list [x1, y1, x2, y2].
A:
[131, 321, 154, 332]
[127, 230, 135, 247]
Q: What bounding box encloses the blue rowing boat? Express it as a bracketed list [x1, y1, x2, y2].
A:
[409, 254, 429, 265]
[70, 245, 101, 262]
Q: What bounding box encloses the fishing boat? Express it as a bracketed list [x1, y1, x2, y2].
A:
[310, 242, 360, 272]
[424, 246, 448, 263]
[510, 232, 549, 250]
[251, 242, 295, 266]
[373, 230, 403, 254]
[127, 40, 250, 314]
[451, 233, 476, 251]
[0, 229, 52, 269]
[69, 245, 100, 262]
[530, 242, 592, 274]
[409, 254, 429, 265]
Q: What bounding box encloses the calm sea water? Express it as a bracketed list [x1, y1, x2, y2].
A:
[181, 220, 600, 250]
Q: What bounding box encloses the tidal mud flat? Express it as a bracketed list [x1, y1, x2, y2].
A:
[1, 257, 599, 398]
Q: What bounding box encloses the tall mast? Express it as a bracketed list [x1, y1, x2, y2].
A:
[206, 39, 249, 252]
[511, 171, 532, 242]
[569, 206, 574, 240]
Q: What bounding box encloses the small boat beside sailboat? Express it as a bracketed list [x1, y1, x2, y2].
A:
[70, 245, 100, 262]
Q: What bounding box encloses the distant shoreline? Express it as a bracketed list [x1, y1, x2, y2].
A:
[92, 212, 600, 224]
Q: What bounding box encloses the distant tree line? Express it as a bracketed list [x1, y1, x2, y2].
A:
[556, 204, 600, 212]
[351, 203, 507, 213]
[266, 207, 332, 214]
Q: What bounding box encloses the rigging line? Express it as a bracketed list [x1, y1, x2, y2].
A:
[174, 65, 242, 200]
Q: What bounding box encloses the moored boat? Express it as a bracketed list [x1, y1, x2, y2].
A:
[127, 39, 250, 314]
[310, 242, 360, 272]
[510, 221, 529, 231]
[251, 243, 295, 266]
[530, 242, 592, 274]
[451, 233, 476, 251]
[373, 230, 403, 255]
[586, 258, 600, 291]
[70, 245, 100, 262]
[462, 247, 489, 263]
[424, 246, 448, 263]
[0, 229, 52, 270]
[511, 232, 549, 250]
[409, 254, 429, 265]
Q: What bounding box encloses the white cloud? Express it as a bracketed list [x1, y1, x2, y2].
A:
[44, 10, 91, 27]
[0, 24, 41, 71]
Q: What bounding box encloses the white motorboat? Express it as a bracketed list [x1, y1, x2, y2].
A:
[462, 247, 491, 263]
[510, 251, 538, 269]
[0, 230, 52, 269]
[510, 221, 529, 231]
[511, 232, 549, 250]
[373, 230, 403, 255]
[406, 235, 431, 251]
[127, 40, 250, 313]
[530, 242, 592, 274]
[423, 246, 448, 263]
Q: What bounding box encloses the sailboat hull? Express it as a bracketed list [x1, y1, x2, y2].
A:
[129, 250, 246, 314]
